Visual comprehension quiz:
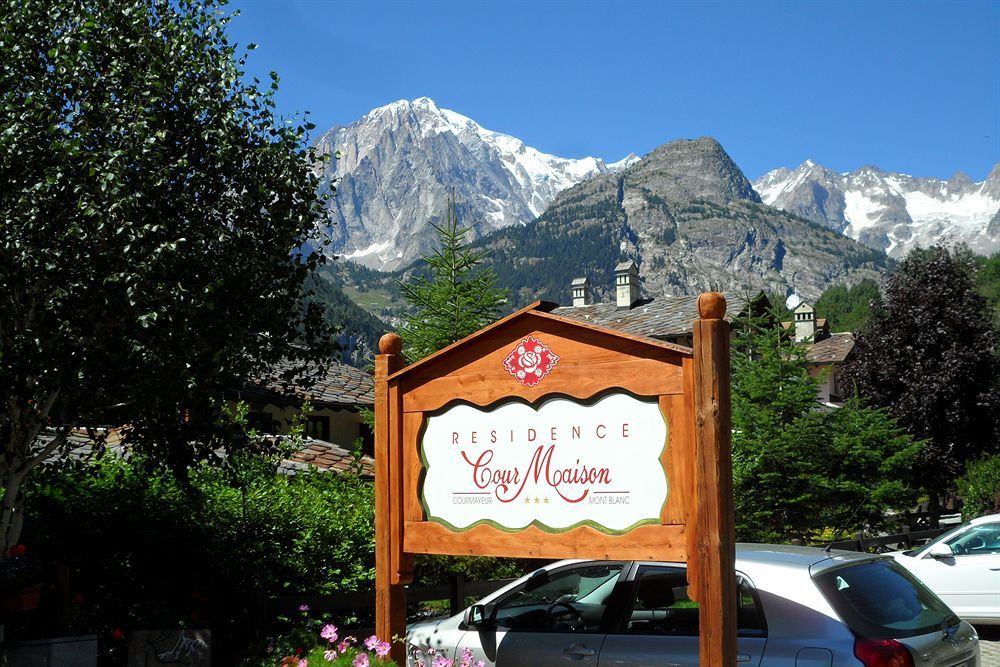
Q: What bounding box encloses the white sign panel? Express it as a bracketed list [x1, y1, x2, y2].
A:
[421, 392, 668, 534]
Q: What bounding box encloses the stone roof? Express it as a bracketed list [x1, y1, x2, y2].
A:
[281, 439, 374, 477]
[46, 429, 372, 478]
[551, 293, 756, 341]
[244, 358, 374, 410]
[805, 332, 855, 364]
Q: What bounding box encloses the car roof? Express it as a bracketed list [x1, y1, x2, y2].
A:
[969, 513, 1000, 525]
[546, 544, 879, 573]
[735, 543, 880, 573]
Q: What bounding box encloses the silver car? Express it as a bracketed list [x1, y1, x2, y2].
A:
[407, 544, 980, 666]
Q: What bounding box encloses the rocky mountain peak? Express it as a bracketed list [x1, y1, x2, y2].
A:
[627, 137, 761, 205]
[312, 98, 633, 270]
[947, 170, 975, 191]
[980, 164, 1000, 199]
[755, 160, 1000, 258]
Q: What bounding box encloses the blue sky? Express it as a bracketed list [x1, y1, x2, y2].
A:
[228, 0, 998, 181]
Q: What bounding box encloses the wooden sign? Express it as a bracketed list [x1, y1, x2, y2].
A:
[375, 294, 736, 666]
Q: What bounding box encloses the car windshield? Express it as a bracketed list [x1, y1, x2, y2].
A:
[814, 559, 958, 639]
[911, 522, 970, 557]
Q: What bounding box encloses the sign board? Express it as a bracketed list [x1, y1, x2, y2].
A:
[374, 295, 736, 666]
[421, 392, 667, 533]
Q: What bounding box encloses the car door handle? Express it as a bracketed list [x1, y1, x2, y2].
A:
[562, 643, 596, 659]
[737, 654, 752, 663]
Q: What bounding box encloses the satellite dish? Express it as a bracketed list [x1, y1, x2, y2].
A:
[785, 293, 802, 311]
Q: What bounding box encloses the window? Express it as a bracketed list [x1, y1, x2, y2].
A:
[621, 568, 765, 637]
[305, 415, 330, 442]
[491, 563, 623, 633]
[815, 560, 957, 639]
[624, 569, 698, 635]
[946, 522, 1000, 555]
[247, 411, 275, 434]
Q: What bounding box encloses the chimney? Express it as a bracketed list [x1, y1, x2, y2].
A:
[615, 260, 640, 309]
[571, 277, 591, 307]
[793, 302, 816, 342]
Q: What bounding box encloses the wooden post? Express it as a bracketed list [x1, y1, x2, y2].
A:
[375, 333, 407, 664]
[692, 292, 737, 667]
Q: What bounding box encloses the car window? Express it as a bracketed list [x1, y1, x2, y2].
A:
[492, 563, 624, 633]
[618, 567, 766, 637]
[815, 559, 958, 640]
[945, 522, 1000, 555]
[912, 522, 969, 557]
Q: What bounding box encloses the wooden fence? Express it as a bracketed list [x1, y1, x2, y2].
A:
[807, 525, 951, 553]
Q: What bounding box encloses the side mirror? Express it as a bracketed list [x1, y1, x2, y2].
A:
[463, 604, 488, 629]
[928, 543, 954, 559]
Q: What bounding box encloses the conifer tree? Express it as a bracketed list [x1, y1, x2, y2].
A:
[398, 197, 508, 362]
[731, 310, 921, 543]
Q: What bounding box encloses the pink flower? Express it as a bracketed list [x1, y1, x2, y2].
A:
[460, 647, 474, 667]
[320, 624, 339, 643]
[364, 635, 381, 651]
[375, 641, 391, 658]
[337, 640, 350, 654]
[323, 650, 336, 662]
[298, 604, 310, 612]
[431, 656, 454, 667]
[352, 655, 369, 667]
[298, 659, 308, 667]
[474, 662, 485, 667]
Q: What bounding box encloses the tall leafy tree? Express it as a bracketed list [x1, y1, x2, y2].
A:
[731, 310, 921, 543]
[398, 197, 508, 362]
[1, 0, 333, 552]
[815, 278, 881, 332]
[840, 246, 1000, 521]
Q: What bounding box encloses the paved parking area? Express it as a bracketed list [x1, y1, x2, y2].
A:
[978, 626, 999, 665]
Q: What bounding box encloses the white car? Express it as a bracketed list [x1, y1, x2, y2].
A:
[408, 544, 980, 666]
[891, 513, 1000, 626]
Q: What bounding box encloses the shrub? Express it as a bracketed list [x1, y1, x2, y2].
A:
[958, 454, 1000, 520]
[24, 455, 375, 662]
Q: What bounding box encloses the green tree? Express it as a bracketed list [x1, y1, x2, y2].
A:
[957, 454, 1000, 520]
[840, 246, 1000, 522]
[731, 310, 921, 543]
[395, 198, 518, 584]
[815, 278, 881, 332]
[973, 252, 1000, 326]
[1, 0, 333, 553]
[398, 197, 508, 362]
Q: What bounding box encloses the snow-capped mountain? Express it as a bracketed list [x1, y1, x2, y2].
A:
[313, 97, 638, 270]
[755, 161, 1000, 258]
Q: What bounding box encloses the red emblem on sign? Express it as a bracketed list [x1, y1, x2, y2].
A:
[503, 336, 559, 387]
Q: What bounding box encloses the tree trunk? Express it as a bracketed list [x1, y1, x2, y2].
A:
[926, 493, 941, 528]
[1, 388, 68, 555]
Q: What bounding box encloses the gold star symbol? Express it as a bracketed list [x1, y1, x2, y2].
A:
[534, 497, 541, 504]
[524, 497, 531, 504]
[543, 497, 550, 504]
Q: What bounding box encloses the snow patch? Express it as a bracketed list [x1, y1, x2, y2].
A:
[342, 239, 393, 260]
[843, 190, 881, 234]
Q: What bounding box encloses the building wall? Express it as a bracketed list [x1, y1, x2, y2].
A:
[808, 365, 841, 406]
[247, 403, 372, 452]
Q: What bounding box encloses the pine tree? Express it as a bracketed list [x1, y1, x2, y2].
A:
[840, 246, 1000, 522]
[731, 310, 921, 543]
[398, 197, 508, 362]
